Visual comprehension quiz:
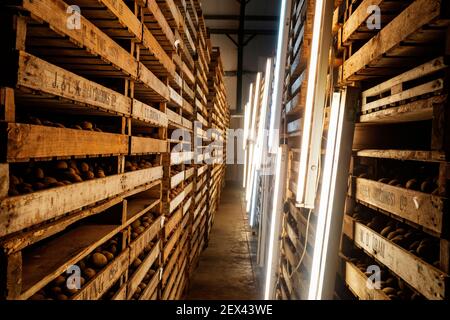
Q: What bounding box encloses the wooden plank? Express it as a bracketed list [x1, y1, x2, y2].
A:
[356, 149, 446, 162]
[23, 0, 138, 77]
[72, 249, 130, 300]
[138, 63, 170, 101]
[342, 0, 383, 44]
[345, 261, 390, 300]
[100, 0, 143, 41]
[170, 171, 185, 189]
[0, 164, 9, 199]
[342, 0, 442, 81]
[0, 167, 163, 237]
[169, 190, 185, 213]
[355, 177, 445, 234]
[359, 95, 445, 123]
[183, 197, 191, 217]
[139, 268, 159, 300]
[17, 52, 131, 115]
[165, 208, 182, 238]
[1, 197, 122, 254]
[132, 99, 168, 127]
[129, 217, 161, 262]
[5, 123, 128, 161]
[362, 57, 446, 102]
[130, 136, 167, 154]
[142, 24, 176, 75]
[163, 227, 180, 261]
[353, 222, 447, 300]
[162, 245, 180, 285]
[127, 241, 160, 299]
[361, 79, 444, 113]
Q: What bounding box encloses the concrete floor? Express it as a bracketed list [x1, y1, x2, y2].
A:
[186, 185, 262, 300]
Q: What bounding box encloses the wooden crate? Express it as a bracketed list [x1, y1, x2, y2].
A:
[343, 215, 448, 299]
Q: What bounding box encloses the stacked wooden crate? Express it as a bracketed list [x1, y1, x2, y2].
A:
[0, 0, 229, 301]
[188, 1, 212, 275]
[275, 0, 317, 300]
[336, 0, 450, 300]
[205, 47, 229, 246]
[0, 0, 170, 300]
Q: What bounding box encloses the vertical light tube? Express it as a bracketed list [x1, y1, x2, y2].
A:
[308, 92, 343, 299]
[296, 0, 327, 205]
[268, 0, 291, 153]
[264, 146, 283, 299]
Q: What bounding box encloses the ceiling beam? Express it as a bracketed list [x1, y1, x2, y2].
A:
[205, 14, 278, 21]
[209, 28, 277, 35]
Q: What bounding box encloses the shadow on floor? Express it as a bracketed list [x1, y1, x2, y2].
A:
[186, 185, 262, 300]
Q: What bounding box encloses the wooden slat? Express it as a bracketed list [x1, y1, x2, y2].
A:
[5, 123, 128, 161]
[130, 136, 167, 154]
[72, 249, 129, 300]
[23, 0, 138, 77]
[345, 261, 390, 300]
[132, 99, 168, 127]
[342, 0, 442, 81]
[17, 52, 131, 116]
[355, 177, 445, 234]
[351, 220, 447, 300]
[0, 167, 163, 237]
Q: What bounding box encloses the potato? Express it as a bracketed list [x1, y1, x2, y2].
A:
[81, 121, 93, 130]
[107, 245, 118, 255]
[94, 127, 103, 132]
[385, 278, 395, 287]
[138, 283, 147, 289]
[431, 188, 439, 195]
[55, 161, 68, 170]
[61, 180, 72, 185]
[83, 171, 95, 180]
[405, 179, 418, 190]
[91, 253, 108, 268]
[53, 123, 65, 128]
[132, 258, 142, 269]
[391, 235, 405, 245]
[142, 222, 150, 228]
[135, 226, 145, 234]
[378, 178, 390, 184]
[50, 286, 63, 296]
[131, 220, 141, 229]
[33, 182, 46, 191]
[73, 125, 83, 130]
[80, 162, 90, 173]
[65, 172, 83, 183]
[96, 170, 106, 178]
[388, 179, 399, 186]
[420, 180, 433, 193]
[10, 175, 20, 185]
[83, 268, 96, 279]
[409, 240, 421, 251]
[102, 251, 114, 262]
[380, 226, 394, 237]
[34, 168, 45, 179]
[53, 275, 66, 287]
[65, 287, 79, 296]
[56, 294, 69, 301]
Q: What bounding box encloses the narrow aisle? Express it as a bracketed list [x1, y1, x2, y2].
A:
[186, 185, 260, 300]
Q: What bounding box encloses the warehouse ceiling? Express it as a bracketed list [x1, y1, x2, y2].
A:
[201, 0, 281, 113]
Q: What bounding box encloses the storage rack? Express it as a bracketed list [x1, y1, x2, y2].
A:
[275, 0, 318, 300]
[0, 0, 229, 300]
[335, 0, 450, 300]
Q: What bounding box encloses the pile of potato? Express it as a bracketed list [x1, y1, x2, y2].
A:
[128, 242, 157, 299]
[125, 156, 159, 172]
[169, 185, 183, 200]
[9, 159, 114, 196]
[349, 256, 423, 300]
[358, 173, 439, 195]
[351, 206, 439, 265]
[29, 236, 121, 300]
[130, 212, 157, 241]
[26, 117, 103, 132]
